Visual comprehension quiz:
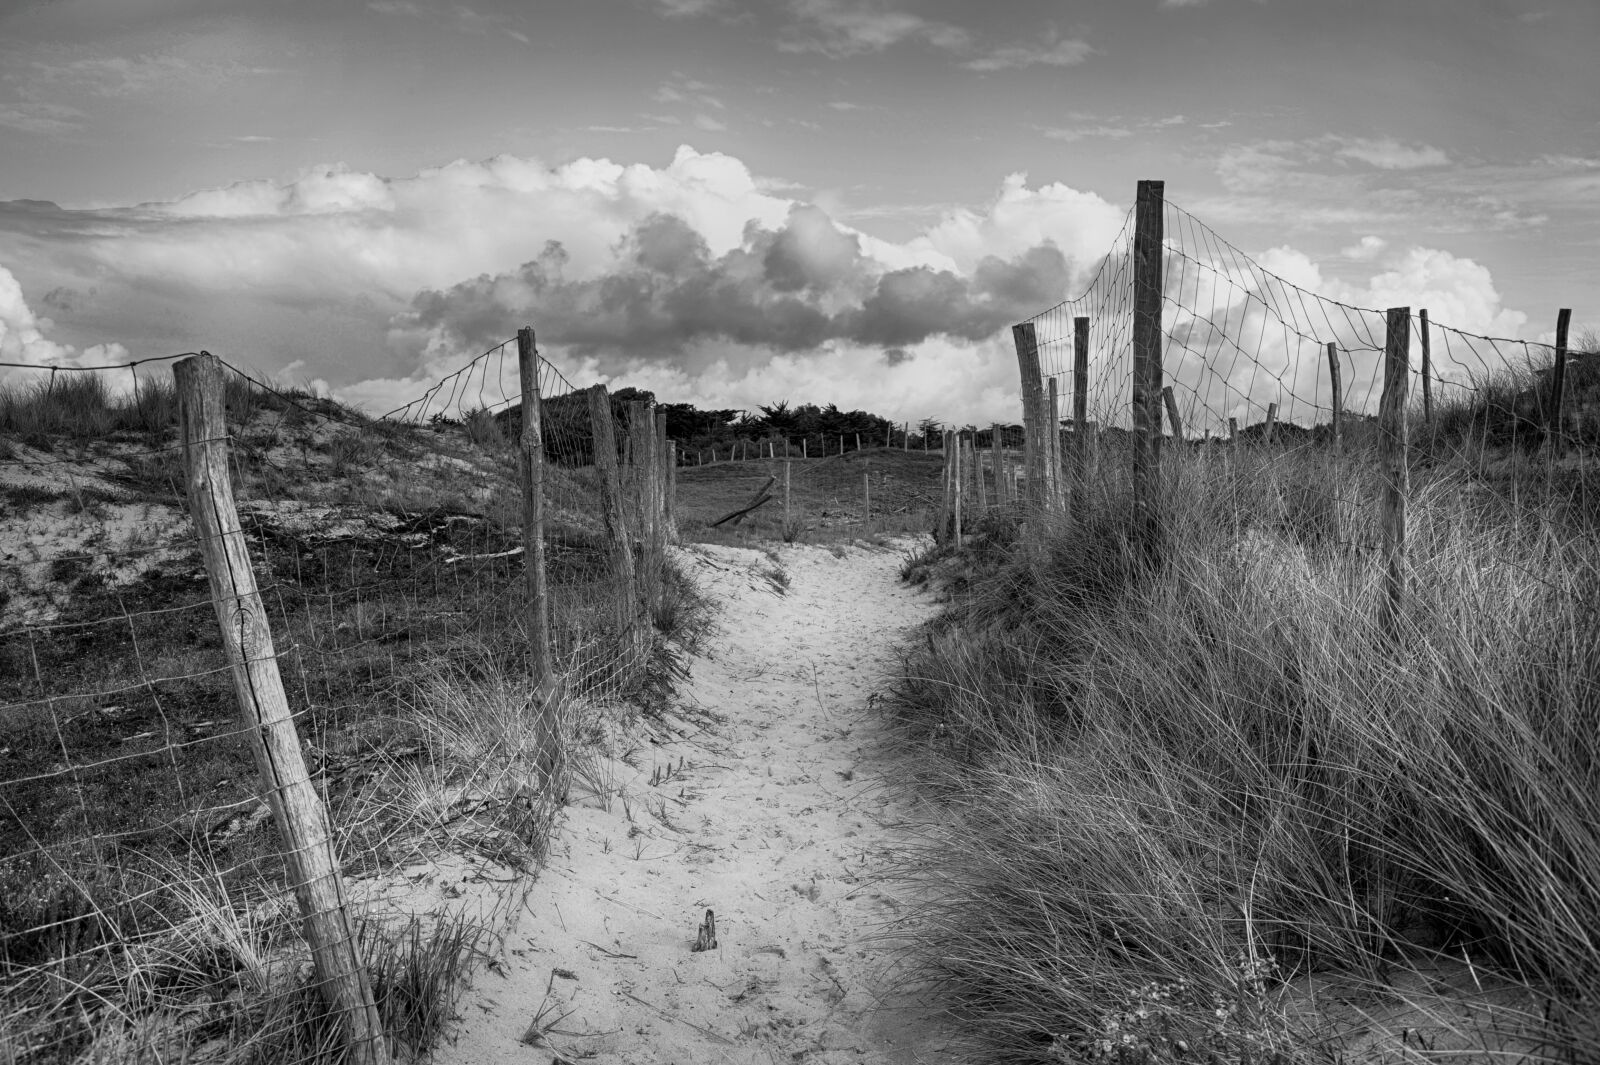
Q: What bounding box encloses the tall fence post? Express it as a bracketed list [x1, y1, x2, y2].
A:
[863, 472, 871, 522]
[783, 459, 792, 533]
[628, 401, 661, 630]
[1073, 316, 1090, 516]
[953, 431, 963, 547]
[516, 328, 552, 686]
[1047, 377, 1062, 511]
[939, 430, 954, 541]
[1550, 308, 1572, 454]
[656, 409, 677, 544]
[973, 436, 988, 513]
[1419, 308, 1433, 428]
[1012, 322, 1046, 510]
[1327, 342, 1343, 452]
[587, 386, 640, 667]
[1132, 179, 1165, 556]
[174, 354, 386, 1065]
[1378, 307, 1411, 641]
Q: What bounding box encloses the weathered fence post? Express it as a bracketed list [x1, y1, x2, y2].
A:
[1228, 417, 1238, 448]
[953, 431, 963, 547]
[1012, 322, 1046, 510]
[516, 328, 552, 685]
[1327, 342, 1343, 452]
[1378, 307, 1411, 641]
[1263, 402, 1279, 445]
[1419, 309, 1433, 428]
[175, 354, 386, 1065]
[1072, 316, 1090, 516]
[863, 472, 871, 522]
[587, 386, 640, 665]
[1047, 377, 1062, 511]
[628, 401, 660, 625]
[783, 459, 792, 533]
[1550, 308, 1572, 453]
[1132, 179, 1165, 556]
[656, 408, 677, 545]
[1161, 386, 1184, 446]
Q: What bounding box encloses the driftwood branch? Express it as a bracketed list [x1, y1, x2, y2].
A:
[710, 475, 776, 528]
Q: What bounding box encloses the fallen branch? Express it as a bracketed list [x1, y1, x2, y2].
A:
[709, 475, 777, 528]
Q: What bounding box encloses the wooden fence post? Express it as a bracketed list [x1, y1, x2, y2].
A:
[1327, 342, 1343, 452]
[1012, 322, 1046, 510]
[175, 354, 386, 1065]
[783, 459, 792, 533]
[1228, 417, 1238, 447]
[587, 386, 640, 663]
[937, 431, 952, 541]
[627, 401, 659, 627]
[1132, 179, 1165, 555]
[1550, 308, 1572, 453]
[516, 328, 553, 685]
[1161, 385, 1184, 446]
[1073, 316, 1090, 516]
[1263, 402, 1279, 445]
[953, 432, 963, 547]
[1378, 307, 1411, 641]
[1047, 377, 1062, 511]
[655, 408, 676, 545]
[863, 472, 871, 522]
[1419, 309, 1433, 428]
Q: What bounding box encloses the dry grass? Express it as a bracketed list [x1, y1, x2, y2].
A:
[889, 433, 1600, 1063]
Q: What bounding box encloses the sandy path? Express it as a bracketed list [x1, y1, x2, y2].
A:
[444, 539, 958, 1065]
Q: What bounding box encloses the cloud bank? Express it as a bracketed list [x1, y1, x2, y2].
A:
[0, 144, 1541, 425]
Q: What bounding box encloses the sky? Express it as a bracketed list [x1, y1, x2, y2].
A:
[0, 0, 1596, 427]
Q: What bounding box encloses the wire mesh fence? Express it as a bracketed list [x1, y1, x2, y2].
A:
[1008, 181, 1597, 567]
[0, 332, 677, 1063]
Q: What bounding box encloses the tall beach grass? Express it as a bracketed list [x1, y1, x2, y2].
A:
[889, 430, 1600, 1062]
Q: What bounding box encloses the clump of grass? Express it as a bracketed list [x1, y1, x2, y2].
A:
[887, 441, 1600, 1063]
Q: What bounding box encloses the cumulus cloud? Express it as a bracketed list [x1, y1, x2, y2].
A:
[389, 205, 1072, 368]
[1341, 235, 1387, 260]
[0, 144, 1540, 426]
[0, 265, 128, 385]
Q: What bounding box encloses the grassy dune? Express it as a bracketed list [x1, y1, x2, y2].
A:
[891, 388, 1600, 1062]
[1, 370, 708, 1063]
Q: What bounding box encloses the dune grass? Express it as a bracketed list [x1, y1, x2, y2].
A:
[889, 427, 1600, 1062]
[2, 366, 713, 1062]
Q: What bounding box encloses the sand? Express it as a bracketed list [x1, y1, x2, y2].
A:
[442, 538, 960, 1065]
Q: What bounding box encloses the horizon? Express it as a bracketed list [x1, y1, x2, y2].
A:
[1, 0, 1596, 426]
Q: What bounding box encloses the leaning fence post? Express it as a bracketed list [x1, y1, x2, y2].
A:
[1378, 307, 1411, 641]
[174, 354, 386, 1065]
[587, 386, 640, 667]
[1012, 322, 1046, 510]
[1263, 402, 1279, 445]
[1550, 308, 1572, 454]
[1132, 179, 1165, 556]
[1327, 342, 1343, 452]
[1161, 386, 1184, 446]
